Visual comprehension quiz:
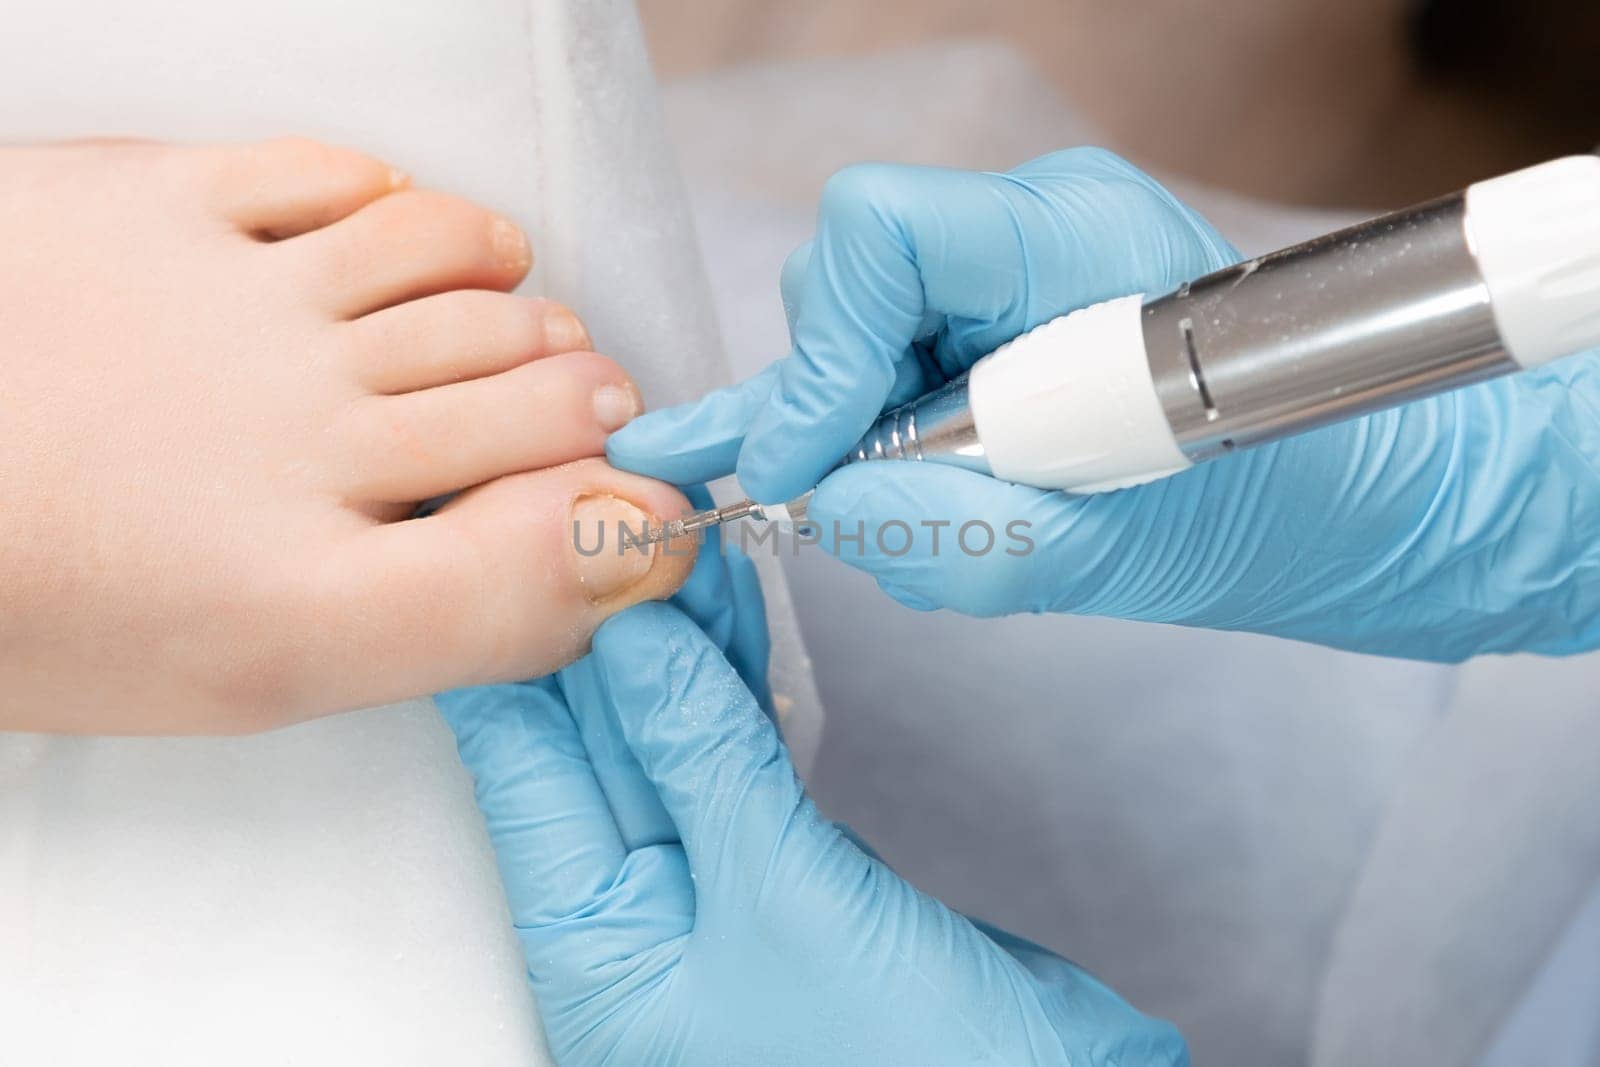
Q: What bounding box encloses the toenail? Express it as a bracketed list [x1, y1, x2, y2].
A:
[491, 217, 532, 271]
[386, 167, 410, 190]
[571, 495, 657, 602]
[593, 384, 642, 433]
[545, 306, 592, 352]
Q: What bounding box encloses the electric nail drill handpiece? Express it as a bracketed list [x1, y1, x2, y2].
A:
[651, 155, 1600, 542]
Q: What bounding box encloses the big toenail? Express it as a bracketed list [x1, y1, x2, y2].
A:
[571, 495, 657, 602]
[594, 384, 642, 433]
[491, 218, 532, 271]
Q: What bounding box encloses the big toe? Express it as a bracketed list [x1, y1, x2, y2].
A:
[311, 460, 698, 713]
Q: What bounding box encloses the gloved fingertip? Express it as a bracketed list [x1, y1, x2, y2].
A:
[615, 367, 797, 487]
[603, 410, 673, 467]
[605, 413, 735, 485]
[611, 369, 789, 481]
[604, 400, 692, 449]
[592, 599, 679, 659]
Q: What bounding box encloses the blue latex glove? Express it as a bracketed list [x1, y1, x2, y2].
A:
[608, 148, 1600, 661]
[436, 603, 1186, 1065]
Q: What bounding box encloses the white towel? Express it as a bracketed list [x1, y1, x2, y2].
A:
[0, 3, 823, 1064]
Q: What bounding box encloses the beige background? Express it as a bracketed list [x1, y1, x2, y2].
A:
[639, 0, 1584, 208]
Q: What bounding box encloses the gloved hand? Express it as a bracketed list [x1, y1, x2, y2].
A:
[608, 148, 1600, 661]
[436, 599, 1185, 1063]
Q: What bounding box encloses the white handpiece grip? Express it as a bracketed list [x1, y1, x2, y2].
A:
[967, 294, 1189, 493]
[1467, 155, 1600, 368]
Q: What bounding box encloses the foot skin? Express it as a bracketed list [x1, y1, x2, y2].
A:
[0, 138, 696, 734]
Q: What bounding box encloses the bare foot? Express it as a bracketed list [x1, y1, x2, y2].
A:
[0, 138, 695, 733]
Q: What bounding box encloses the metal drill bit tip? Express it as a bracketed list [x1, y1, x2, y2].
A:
[642, 499, 765, 543]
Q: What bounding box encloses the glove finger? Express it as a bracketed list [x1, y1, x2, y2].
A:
[593, 602, 819, 898]
[739, 152, 1242, 504]
[670, 485, 745, 655]
[564, 485, 711, 854]
[737, 164, 1022, 502]
[671, 488, 774, 710]
[785, 238, 946, 395]
[609, 354, 937, 498]
[606, 364, 782, 486]
[560, 654, 676, 854]
[434, 682, 626, 927]
[613, 221, 944, 495]
[929, 152, 1237, 373]
[568, 516, 776, 853]
[520, 844, 695, 1042]
[808, 462, 1107, 617]
[1007, 146, 1238, 281]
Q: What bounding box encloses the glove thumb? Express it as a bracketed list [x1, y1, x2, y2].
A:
[592, 603, 832, 899]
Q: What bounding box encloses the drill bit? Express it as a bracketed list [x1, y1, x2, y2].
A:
[642, 499, 767, 544]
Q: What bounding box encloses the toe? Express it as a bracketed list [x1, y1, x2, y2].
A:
[338, 350, 642, 503]
[204, 136, 407, 239]
[316, 460, 698, 709]
[284, 188, 532, 318]
[345, 291, 592, 394]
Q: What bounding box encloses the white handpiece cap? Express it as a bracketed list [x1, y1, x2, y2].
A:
[967, 293, 1190, 493]
[1466, 154, 1600, 368]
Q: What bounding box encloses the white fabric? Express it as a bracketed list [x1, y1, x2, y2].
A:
[661, 41, 1600, 1067]
[0, 709, 544, 1064]
[0, 3, 822, 1064]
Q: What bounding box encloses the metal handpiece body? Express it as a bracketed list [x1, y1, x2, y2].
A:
[654, 156, 1600, 539]
[837, 154, 1600, 496]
